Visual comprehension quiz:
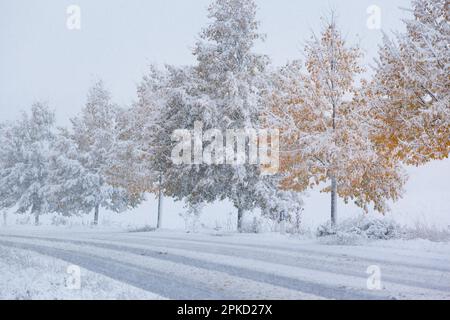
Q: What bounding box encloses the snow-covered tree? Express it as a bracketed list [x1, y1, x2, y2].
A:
[113, 0, 302, 232]
[46, 127, 86, 217]
[0, 103, 56, 225]
[157, 0, 298, 231]
[116, 65, 193, 229]
[369, 0, 449, 165]
[50, 81, 141, 225]
[266, 17, 406, 225]
[193, 0, 267, 230]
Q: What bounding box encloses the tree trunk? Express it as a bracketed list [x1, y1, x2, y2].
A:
[34, 212, 40, 226]
[330, 23, 337, 228]
[157, 174, 163, 229]
[93, 204, 99, 226]
[237, 207, 244, 232]
[3, 212, 7, 227]
[331, 176, 337, 226]
[157, 190, 163, 229]
[279, 211, 286, 234]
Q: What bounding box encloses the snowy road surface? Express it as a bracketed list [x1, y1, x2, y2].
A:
[0, 229, 449, 300]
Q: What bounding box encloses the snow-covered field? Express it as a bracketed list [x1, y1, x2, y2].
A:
[0, 227, 449, 300]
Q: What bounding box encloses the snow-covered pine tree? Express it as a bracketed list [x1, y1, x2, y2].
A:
[194, 0, 267, 231]
[266, 16, 406, 225]
[132, 0, 303, 232]
[0, 103, 56, 225]
[46, 126, 86, 217]
[108, 103, 160, 225]
[370, 0, 449, 165]
[119, 65, 192, 229]
[50, 81, 140, 225]
[173, 0, 294, 231]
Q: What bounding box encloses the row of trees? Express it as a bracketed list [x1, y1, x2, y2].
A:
[0, 87, 142, 226]
[0, 0, 448, 230]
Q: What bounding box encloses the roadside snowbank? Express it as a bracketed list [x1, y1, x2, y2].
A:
[315, 216, 450, 245]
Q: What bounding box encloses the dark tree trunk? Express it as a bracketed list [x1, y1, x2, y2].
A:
[34, 212, 40, 226]
[331, 176, 337, 226]
[237, 207, 244, 232]
[93, 204, 99, 226]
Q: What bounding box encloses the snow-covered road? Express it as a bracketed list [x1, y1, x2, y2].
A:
[0, 229, 449, 300]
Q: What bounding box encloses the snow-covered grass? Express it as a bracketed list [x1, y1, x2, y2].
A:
[127, 225, 157, 233]
[5, 211, 450, 246]
[0, 245, 166, 300]
[315, 215, 450, 245]
[402, 221, 450, 242]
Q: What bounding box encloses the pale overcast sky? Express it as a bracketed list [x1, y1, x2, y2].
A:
[1, 0, 411, 125]
[1, 0, 448, 227]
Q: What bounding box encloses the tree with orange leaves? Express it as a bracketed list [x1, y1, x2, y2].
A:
[266, 16, 406, 225]
[369, 0, 449, 165]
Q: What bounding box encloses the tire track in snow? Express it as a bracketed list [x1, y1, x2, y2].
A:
[6, 232, 448, 294]
[2, 234, 444, 300]
[0, 237, 327, 300]
[92, 234, 450, 293]
[0, 235, 381, 300]
[122, 233, 450, 271]
[0, 239, 228, 300]
[1, 233, 449, 299]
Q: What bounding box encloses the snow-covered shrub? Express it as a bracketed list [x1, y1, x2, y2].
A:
[317, 216, 450, 243]
[51, 215, 70, 226]
[128, 225, 156, 233]
[363, 218, 401, 240]
[403, 222, 450, 242]
[316, 216, 402, 244]
[241, 217, 264, 234]
[286, 211, 303, 234]
[15, 215, 32, 226]
[316, 221, 336, 237]
[319, 231, 365, 245]
[179, 203, 203, 233]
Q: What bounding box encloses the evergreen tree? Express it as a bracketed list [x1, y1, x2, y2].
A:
[50, 81, 140, 225]
[0, 103, 56, 225]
